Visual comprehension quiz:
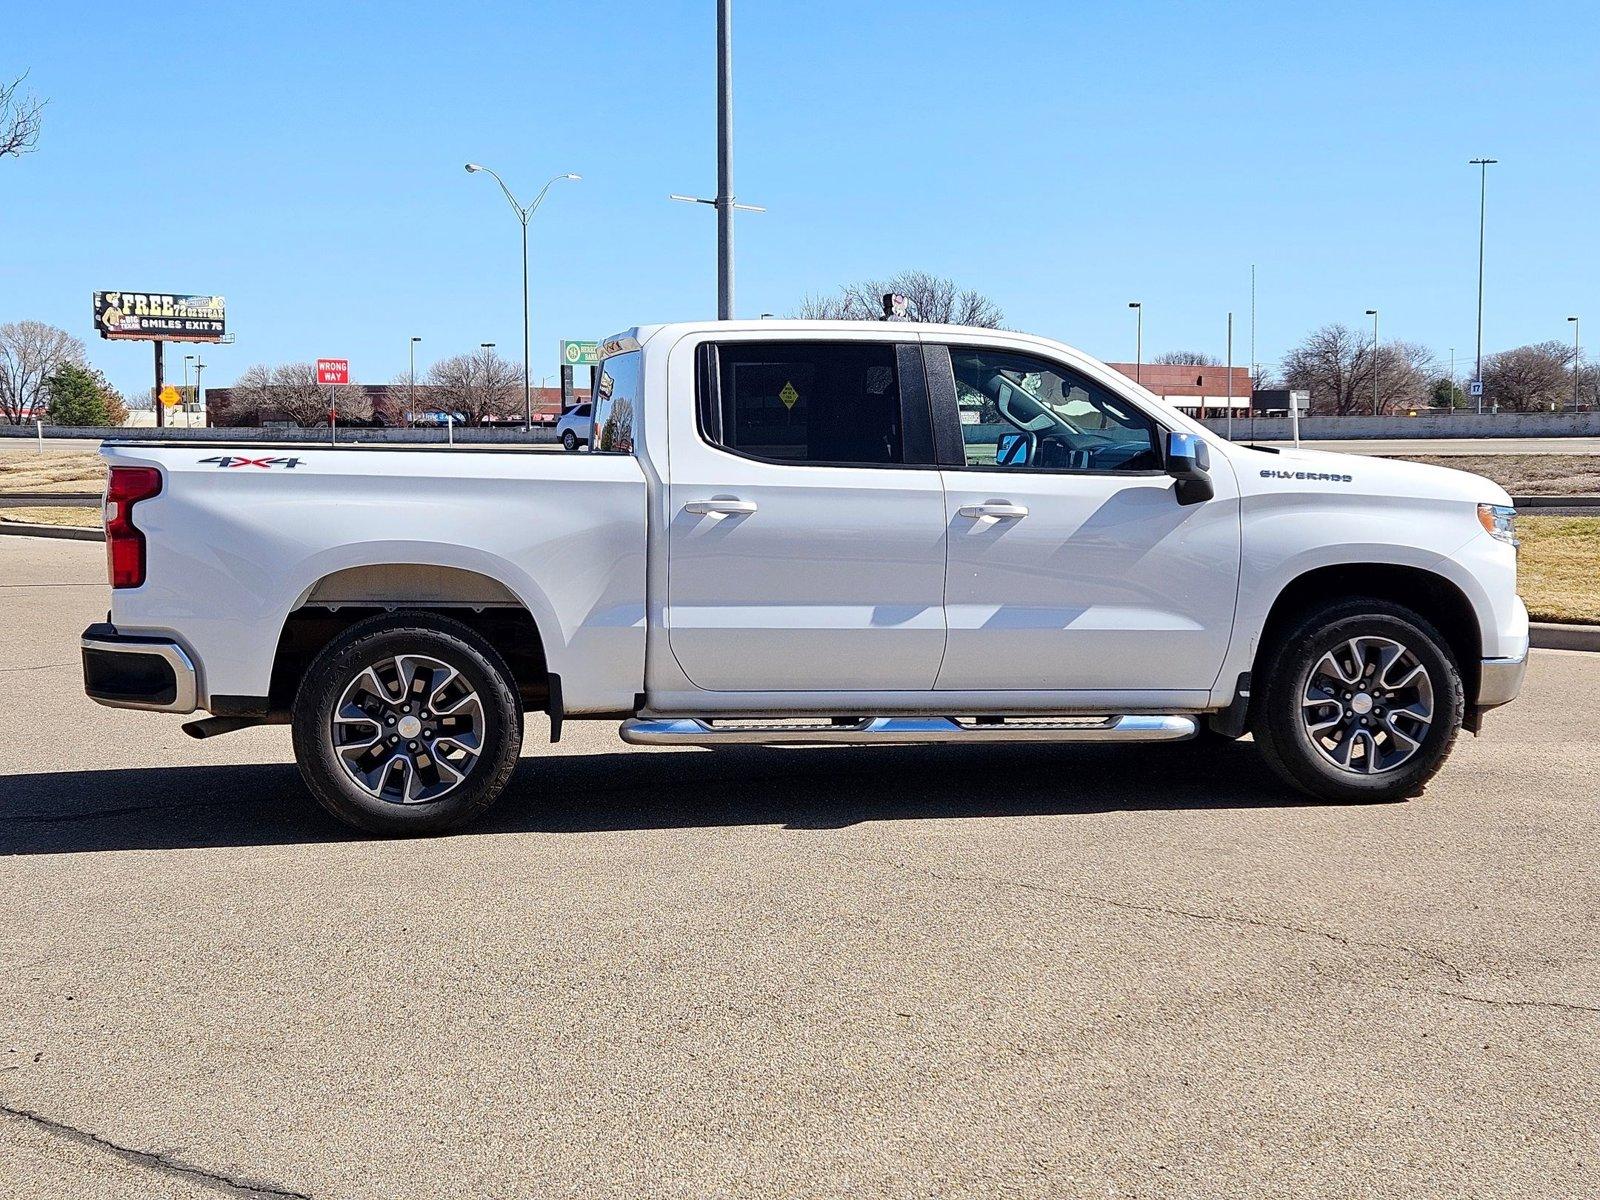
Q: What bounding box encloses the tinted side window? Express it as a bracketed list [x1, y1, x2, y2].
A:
[951, 348, 1159, 473]
[590, 352, 640, 454]
[710, 342, 903, 465]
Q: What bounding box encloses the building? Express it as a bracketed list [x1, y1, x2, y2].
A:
[1103, 362, 1254, 416]
[200, 384, 571, 428]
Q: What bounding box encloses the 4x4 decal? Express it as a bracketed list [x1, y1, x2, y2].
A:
[199, 455, 305, 469]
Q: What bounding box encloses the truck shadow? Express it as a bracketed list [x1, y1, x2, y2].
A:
[1, 740, 1386, 856]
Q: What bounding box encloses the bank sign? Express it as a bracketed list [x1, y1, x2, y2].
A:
[94, 291, 227, 341]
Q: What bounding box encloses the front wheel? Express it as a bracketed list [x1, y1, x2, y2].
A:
[1252, 599, 1464, 803]
[290, 613, 523, 834]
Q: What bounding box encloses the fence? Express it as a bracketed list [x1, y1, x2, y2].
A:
[1198, 411, 1600, 441]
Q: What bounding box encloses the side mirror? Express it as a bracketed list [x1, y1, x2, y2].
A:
[1166, 431, 1214, 505]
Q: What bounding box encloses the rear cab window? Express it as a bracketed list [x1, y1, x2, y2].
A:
[590, 351, 640, 453]
[696, 340, 934, 466]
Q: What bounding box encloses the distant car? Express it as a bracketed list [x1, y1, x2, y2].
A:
[555, 403, 591, 451]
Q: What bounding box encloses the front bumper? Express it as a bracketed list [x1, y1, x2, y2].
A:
[81, 622, 199, 713]
[1476, 645, 1529, 711]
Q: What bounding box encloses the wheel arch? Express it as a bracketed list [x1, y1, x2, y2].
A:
[1255, 562, 1482, 705]
[266, 561, 554, 715]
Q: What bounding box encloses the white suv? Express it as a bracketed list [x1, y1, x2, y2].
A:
[555, 403, 592, 451]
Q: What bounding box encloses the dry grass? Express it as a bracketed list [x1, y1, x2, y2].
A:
[1517, 516, 1600, 624]
[0, 505, 100, 528]
[1385, 454, 1600, 497]
[0, 448, 106, 494]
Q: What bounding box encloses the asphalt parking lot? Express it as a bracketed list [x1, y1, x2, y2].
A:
[2, 538, 1596, 1199]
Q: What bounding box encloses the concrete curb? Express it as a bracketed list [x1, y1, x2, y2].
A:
[1530, 622, 1600, 652]
[0, 522, 104, 542]
[0, 494, 101, 506]
[1515, 496, 1600, 509]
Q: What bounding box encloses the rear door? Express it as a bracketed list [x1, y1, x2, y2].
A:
[665, 336, 947, 692]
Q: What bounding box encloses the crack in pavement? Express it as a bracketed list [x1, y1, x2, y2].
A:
[0, 1102, 311, 1198]
[0, 662, 75, 673]
[1380, 985, 1600, 1017]
[815, 847, 1473, 981]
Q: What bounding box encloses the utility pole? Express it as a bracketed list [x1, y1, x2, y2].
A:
[716, 0, 733, 320]
[670, 0, 763, 319]
[1470, 158, 1496, 413]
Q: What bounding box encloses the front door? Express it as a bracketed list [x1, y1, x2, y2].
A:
[929, 343, 1240, 694]
[666, 337, 948, 692]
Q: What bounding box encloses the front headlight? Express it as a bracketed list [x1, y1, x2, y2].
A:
[1478, 503, 1518, 547]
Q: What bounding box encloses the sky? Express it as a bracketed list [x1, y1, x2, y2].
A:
[5, 0, 1599, 401]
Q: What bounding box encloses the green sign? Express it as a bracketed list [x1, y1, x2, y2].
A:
[561, 339, 601, 366]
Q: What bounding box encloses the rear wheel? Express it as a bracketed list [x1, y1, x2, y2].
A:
[290, 613, 523, 834]
[1252, 599, 1464, 803]
[562, 430, 578, 451]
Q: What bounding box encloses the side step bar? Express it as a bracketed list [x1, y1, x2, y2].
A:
[620, 714, 1198, 747]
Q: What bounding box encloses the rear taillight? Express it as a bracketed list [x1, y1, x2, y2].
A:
[105, 466, 162, 588]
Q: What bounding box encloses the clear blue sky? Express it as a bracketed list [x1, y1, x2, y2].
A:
[6, 1, 1597, 399]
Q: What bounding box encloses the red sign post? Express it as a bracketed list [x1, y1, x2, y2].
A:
[316, 358, 349, 385]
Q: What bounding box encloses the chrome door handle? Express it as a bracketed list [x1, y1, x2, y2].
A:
[684, 499, 758, 516]
[959, 502, 1029, 519]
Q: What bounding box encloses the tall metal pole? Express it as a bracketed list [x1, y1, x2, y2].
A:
[1366, 309, 1379, 414]
[409, 336, 420, 422]
[1470, 158, 1496, 413]
[1225, 312, 1234, 441]
[1570, 316, 1581, 411]
[1128, 302, 1141, 382]
[520, 219, 532, 429]
[716, 0, 734, 320]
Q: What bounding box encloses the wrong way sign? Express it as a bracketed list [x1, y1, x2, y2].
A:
[317, 358, 349, 385]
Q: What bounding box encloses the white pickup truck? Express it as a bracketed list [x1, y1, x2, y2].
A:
[82, 321, 1528, 833]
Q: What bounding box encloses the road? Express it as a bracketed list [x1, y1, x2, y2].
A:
[1, 537, 1596, 1199]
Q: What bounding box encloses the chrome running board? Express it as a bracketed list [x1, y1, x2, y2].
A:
[619, 714, 1198, 747]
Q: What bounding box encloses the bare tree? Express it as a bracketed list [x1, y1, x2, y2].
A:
[1, 72, 45, 159]
[795, 269, 1003, 327]
[0, 320, 84, 423]
[1281, 323, 1434, 415]
[424, 350, 521, 424]
[1480, 341, 1576, 412]
[221, 362, 371, 427]
[1151, 350, 1221, 366]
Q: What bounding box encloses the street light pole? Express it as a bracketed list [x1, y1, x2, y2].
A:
[1128, 302, 1142, 383]
[1570, 316, 1581, 411]
[1366, 309, 1379, 414]
[1470, 158, 1497, 414]
[409, 336, 421, 423]
[465, 164, 581, 430]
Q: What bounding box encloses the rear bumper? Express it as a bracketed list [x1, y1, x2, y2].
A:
[81, 622, 199, 713]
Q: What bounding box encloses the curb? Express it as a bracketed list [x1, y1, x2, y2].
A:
[0, 523, 103, 542]
[1530, 622, 1600, 653]
[1514, 495, 1600, 509]
[0, 494, 101, 506]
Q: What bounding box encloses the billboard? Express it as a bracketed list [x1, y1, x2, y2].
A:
[94, 291, 226, 342]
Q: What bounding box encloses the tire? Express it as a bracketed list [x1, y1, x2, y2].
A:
[290, 612, 523, 834]
[1251, 598, 1464, 803]
[562, 430, 578, 451]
